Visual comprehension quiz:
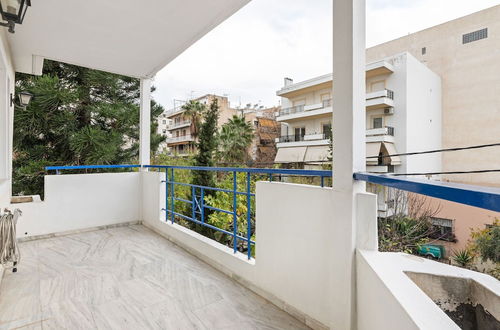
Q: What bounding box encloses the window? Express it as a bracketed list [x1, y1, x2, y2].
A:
[373, 117, 383, 129]
[162, 129, 166, 134]
[430, 217, 455, 242]
[421, 47, 426, 55]
[162, 120, 166, 124]
[322, 123, 332, 139]
[463, 28, 488, 44]
[294, 127, 305, 141]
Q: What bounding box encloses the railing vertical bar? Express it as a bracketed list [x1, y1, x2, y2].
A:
[321, 176, 325, 187]
[246, 172, 252, 260]
[165, 168, 169, 221]
[170, 168, 175, 224]
[269, 173, 273, 182]
[201, 188, 205, 223]
[191, 186, 196, 222]
[233, 171, 238, 254]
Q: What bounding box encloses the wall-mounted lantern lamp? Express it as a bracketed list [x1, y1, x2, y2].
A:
[0, 0, 31, 33]
[11, 91, 33, 108]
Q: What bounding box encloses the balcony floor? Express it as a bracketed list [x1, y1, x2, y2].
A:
[0, 225, 309, 329]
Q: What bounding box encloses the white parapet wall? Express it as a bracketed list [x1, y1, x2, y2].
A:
[141, 171, 379, 329]
[357, 250, 500, 330]
[13, 172, 141, 238]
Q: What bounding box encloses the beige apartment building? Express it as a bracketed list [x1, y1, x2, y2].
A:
[366, 5, 500, 252]
[164, 94, 236, 155]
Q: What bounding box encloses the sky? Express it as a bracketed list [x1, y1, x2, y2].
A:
[152, 0, 499, 110]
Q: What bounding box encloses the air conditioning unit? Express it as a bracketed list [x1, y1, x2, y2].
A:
[384, 107, 394, 115]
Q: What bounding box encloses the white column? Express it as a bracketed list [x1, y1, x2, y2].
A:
[139, 78, 152, 169]
[330, 0, 366, 329]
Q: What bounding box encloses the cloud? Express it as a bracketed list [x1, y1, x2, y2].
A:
[153, 0, 499, 110]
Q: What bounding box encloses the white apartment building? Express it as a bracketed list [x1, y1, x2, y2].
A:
[156, 112, 171, 153]
[275, 52, 442, 177]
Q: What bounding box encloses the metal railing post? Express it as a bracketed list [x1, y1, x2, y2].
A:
[246, 172, 252, 260]
[165, 168, 169, 221]
[170, 168, 175, 224]
[233, 171, 238, 254]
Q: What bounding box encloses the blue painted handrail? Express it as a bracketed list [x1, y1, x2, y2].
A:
[354, 172, 500, 212]
[46, 164, 140, 174]
[148, 165, 331, 260]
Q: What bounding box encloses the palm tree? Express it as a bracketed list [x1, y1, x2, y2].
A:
[181, 100, 206, 140]
[218, 115, 254, 163]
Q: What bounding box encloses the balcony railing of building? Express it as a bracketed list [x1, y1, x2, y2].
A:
[166, 135, 194, 144]
[366, 88, 394, 101]
[279, 105, 305, 116]
[354, 172, 500, 212]
[168, 120, 191, 130]
[322, 98, 332, 107]
[279, 132, 331, 143]
[366, 126, 395, 137]
[144, 165, 332, 260]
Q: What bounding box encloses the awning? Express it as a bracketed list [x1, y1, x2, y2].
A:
[304, 146, 330, 162]
[274, 147, 307, 163]
[366, 142, 382, 165]
[384, 143, 401, 165]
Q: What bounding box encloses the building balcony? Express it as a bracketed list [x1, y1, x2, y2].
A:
[0, 165, 498, 329]
[276, 133, 330, 148]
[365, 89, 395, 110]
[166, 135, 194, 144]
[366, 126, 395, 143]
[168, 120, 191, 130]
[277, 101, 332, 122]
[277, 89, 396, 122]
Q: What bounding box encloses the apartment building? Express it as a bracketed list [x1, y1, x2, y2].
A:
[165, 94, 236, 155]
[275, 52, 442, 178]
[367, 5, 500, 251]
[241, 106, 280, 164]
[156, 113, 171, 153]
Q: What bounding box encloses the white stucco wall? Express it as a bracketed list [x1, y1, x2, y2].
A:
[405, 53, 442, 175]
[13, 172, 141, 238]
[357, 250, 500, 330]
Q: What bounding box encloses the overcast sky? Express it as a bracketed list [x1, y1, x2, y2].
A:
[153, 0, 499, 110]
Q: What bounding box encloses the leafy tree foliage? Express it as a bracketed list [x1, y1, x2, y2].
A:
[469, 219, 500, 263]
[14, 60, 164, 196]
[217, 115, 254, 163]
[181, 100, 206, 140]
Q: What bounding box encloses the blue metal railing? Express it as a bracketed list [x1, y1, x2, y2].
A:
[354, 172, 500, 212]
[46, 164, 140, 175]
[146, 165, 332, 259]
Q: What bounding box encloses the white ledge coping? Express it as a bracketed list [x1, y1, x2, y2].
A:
[359, 250, 500, 329]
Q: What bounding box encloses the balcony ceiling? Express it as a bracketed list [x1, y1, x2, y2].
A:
[8, 0, 250, 78]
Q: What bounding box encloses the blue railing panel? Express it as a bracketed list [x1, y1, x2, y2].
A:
[354, 172, 500, 212]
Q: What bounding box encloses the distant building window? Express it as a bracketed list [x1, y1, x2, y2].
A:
[430, 217, 455, 242]
[462, 28, 488, 44]
[162, 120, 166, 124]
[421, 47, 426, 55]
[373, 117, 383, 129]
[162, 129, 166, 134]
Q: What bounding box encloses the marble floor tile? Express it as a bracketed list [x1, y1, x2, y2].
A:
[0, 224, 309, 329]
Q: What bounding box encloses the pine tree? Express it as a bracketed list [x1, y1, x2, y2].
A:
[13, 60, 165, 196]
